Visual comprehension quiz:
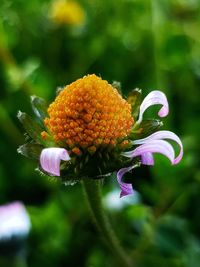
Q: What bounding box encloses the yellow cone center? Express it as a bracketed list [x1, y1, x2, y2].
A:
[44, 74, 134, 152]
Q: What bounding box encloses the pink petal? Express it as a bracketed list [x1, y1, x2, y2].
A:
[122, 140, 175, 165]
[40, 148, 70, 176]
[141, 152, 154, 165]
[0, 202, 31, 240]
[137, 90, 169, 123]
[133, 130, 183, 164]
[117, 166, 136, 198]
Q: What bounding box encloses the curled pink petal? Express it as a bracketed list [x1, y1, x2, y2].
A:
[122, 140, 175, 165]
[141, 152, 154, 165]
[117, 165, 136, 198]
[40, 148, 70, 176]
[137, 90, 169, 123]
[133, 130, 183, 164]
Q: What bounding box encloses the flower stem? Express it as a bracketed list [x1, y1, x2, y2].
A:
[82, 178, 134, 267]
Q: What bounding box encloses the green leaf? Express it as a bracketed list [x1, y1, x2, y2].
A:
[130, 119, 163, 139]
[22, 58, 40, 80]
[127, 88, 142, 118]
[17, 111, 44, 144]
[30, 95, 48, 121]
[17, 143, 43, 159]
[154, 215, 189, 256]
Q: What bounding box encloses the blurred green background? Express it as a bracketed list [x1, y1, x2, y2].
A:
[0, 0, 200, 266]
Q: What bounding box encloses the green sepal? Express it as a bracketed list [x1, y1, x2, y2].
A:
[59, 149, 133, 182]
[17, 111, 45, 144]
[127, 88, 142, 119]
[130, 119, 163, 140]
[56, 86, 65, 95]
[112, 81, 122, 94]
[17, 143, 43, 159]
[30, 95, 48, 121]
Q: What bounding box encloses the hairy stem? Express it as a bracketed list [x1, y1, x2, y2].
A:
[82, 178, 134, 267]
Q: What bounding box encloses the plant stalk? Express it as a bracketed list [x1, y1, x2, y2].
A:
[82, 178, 134, 267]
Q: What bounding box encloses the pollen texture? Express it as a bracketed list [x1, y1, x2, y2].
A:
[44, 74, 134, 151]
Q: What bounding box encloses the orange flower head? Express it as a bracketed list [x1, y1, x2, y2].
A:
[44, 74, 134, 152]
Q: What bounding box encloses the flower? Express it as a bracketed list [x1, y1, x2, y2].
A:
[44, 74, 133, 150]
[49, 0, 85, 26]
[0, 202, 31, 242]
[17, 74, 183, 197]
